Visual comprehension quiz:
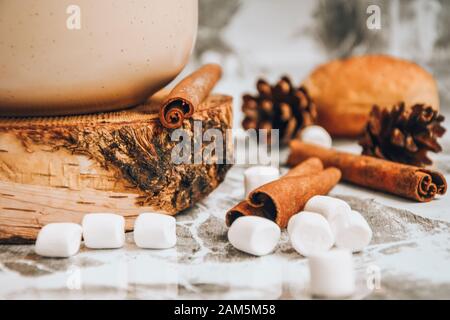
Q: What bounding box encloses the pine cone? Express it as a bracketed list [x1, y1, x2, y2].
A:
[242, 76, 317, 145]
[359, 103, 446, 167]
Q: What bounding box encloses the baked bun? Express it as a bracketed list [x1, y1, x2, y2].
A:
[303, 55, 440, 137]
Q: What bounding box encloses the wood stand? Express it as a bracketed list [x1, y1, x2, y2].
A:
[0, 91, 233, 242]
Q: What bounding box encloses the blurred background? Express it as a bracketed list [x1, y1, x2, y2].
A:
[181, 0, 450, 129]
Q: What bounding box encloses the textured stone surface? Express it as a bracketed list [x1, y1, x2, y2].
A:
[1, 147, 450, 299]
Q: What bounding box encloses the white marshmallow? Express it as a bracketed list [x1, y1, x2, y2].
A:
[244, 166, 280, 198]
[228, 216, 281, 256]
[287, 212, 334, 257]
[82, 213, 125, 249]
[332, 210, 372, 253]
[308, 249, 355, 298]
[304, 195, 351, 222]
[300, 125, 332, 149]
[134, 213, 177, 249]
[35, 223, 82, 258]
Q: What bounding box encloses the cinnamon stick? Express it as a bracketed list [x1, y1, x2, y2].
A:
[287, 141, 447, 202]
[226, 200, 266, 227]
[159, 64, 222, 128]
[248, 168, 341, 228]
[226, 158, 341, 228]
[284, 157, 324, 178]
[226, 158, 324, 226]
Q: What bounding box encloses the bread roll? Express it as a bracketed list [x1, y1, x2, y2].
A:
[303, 55, 439, 137]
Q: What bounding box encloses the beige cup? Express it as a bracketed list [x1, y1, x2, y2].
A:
[0, 0, 198, 116]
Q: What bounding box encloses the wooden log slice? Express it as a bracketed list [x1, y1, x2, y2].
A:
[0, 91, 233, 243]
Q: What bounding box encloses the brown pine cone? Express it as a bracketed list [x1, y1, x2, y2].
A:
[359, 103, 446, 167]
[242, 76, 317, 145]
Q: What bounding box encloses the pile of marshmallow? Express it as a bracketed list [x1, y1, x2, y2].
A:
[35, 213, 177, 258]
[228, 195, 372, 257]
[228, 196, 372, 298]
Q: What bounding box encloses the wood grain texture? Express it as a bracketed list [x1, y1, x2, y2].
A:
[0, 91, 233, 242]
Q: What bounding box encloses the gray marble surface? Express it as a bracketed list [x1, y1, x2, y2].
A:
[2, 0, 450, 300]
[1, 137, 450, 299]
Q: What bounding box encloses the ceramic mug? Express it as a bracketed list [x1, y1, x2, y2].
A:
[0, 0, 198, 116]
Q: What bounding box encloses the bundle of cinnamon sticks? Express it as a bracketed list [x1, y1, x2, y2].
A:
[226, 158, 342, 228]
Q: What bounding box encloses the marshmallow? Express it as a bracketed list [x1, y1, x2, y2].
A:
[244, 166, 280, 198]
[228, 216, 281, 256]
[134, 213, 177, 249]
[287, 212, 334, 257]
[308, 249, 355, 298]
[300, 125, 332, 149]
[35, 223, 82, 258]
[304, 195, 351, 222]
[332, 210, 372, 253]
[82, 213, 125, 249]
